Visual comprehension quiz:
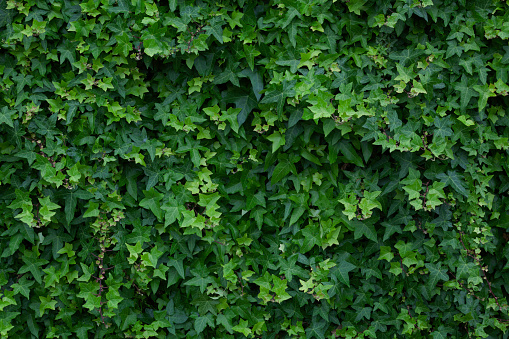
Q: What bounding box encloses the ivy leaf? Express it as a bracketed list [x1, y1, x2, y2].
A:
[219, 107, 241, 133]
[214, 61, 240, 86]
[106, 288, 123, 310]
[425, 262, 449, 290]
[205, 16, 224, 43]
[183, 275, 214, 293]
[306, 319, 327, 339]
[307, 92, 335, 119]
[331, 259, 356, 287]
[42, 228, 72, 259]
[107, 0, 129, 13]
[232, 319, 252, 337]
[271, 158, 296, 185]
[56, 188, 94, 227]
[0, 106, 14, 128]
[39, 296, 57, 317]
[11, 276, 34, 299]
[223, 88, 258, 127]
[279, 254, 308, 281]
[389, 49, 424, 66]
[395, 63, 415, 83]
[161, 196, 182, 227]
[198, 192, 221, 219]
[301, 222, 321, 253]
[113, 32, 132, 57]
[195, 313, 214, 334]
[473, 83, 496, 112]
[431, 325, 453, 339]
[352, 219, 378, 242]
[126, 242, 143, 264]
[378, 246, 394, 262]
[272, 276, 291, 302]
[126, 222, 152, 245]
[141, 245, 163, 268]
[57, 40, 78, 65]
[354, 307, 372, 322]
[243, 44, 261, 71]
[12, 73, 33, 94]
[18, 251, 49, 284]
[436, 170, 468, 197]
[454, 74, 478, 111]
[261, 80, 296, 116]
[433, 116, 453, 139]
[38, 196, 60, 224]
[0, 0, 15, 27]
[337, 140, 364, 167]
[139, 188, 164, 221]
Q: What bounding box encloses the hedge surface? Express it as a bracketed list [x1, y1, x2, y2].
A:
[1, 0, 509, 338]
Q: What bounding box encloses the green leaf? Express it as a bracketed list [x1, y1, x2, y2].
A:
[301, 222, 321, 253]
[346, 0, 368, 15]
[389, 49, 424, 67]
[141, 245, 163, 268]
[353, 220, 378, 242]
[332, 259, 356, 287]
[11, 276, 34, 298]
[195, 313, 214, 334]
[395, 64, 415, 83]
[233, 319, 252, 337]
[0, 106, 14, 128]
[454, 74, 478, 111]
[143, 38, 163, 57]
[38, 196, 60, 224]
[271, 158, 295, 185]
[106, 288, 123, 310]
[39, 296, 57, 317]
[205, 16, 224, 43]
[473, 83, 496, 112]
[55, 188, 93, 227]
[223, 88, 258, 127]
[425, 262, 449, 289]
[261, 80, 296, 116]
[306, 319, 327, 339]
[378, 246, 394, 262]
[161, 196, 182, 227]
[183, 275, 214, 293]
[12, 73, 33, 94]
[18, 250, 48, 284]
[57, 40, 77, 65]
[436, 170, 468, 197]
[337, 140, 364, 167]
[126, 242, 143, 264]
[272, 276, 291, 302]
[307, 92, 335, 119]
[280, 254, 308, 281]
[139, 188, 164, 221]
[107, 0, 129, 13]
[243, 44, 260, 71]
[219, 107, 241, 133]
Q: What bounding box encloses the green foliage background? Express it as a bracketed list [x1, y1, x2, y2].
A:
[1, 0, 509, 337]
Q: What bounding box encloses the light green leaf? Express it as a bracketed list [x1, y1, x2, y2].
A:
[233, 319, 252, 337]
[39, 296, 57, 317]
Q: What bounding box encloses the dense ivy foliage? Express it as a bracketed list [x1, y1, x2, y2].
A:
[1, 0, 509, 337]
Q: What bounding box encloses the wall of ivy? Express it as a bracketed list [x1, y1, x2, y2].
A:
[1, 0, 509, 337]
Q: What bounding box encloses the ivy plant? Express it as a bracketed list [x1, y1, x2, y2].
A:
[1, 0, 509, 338]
